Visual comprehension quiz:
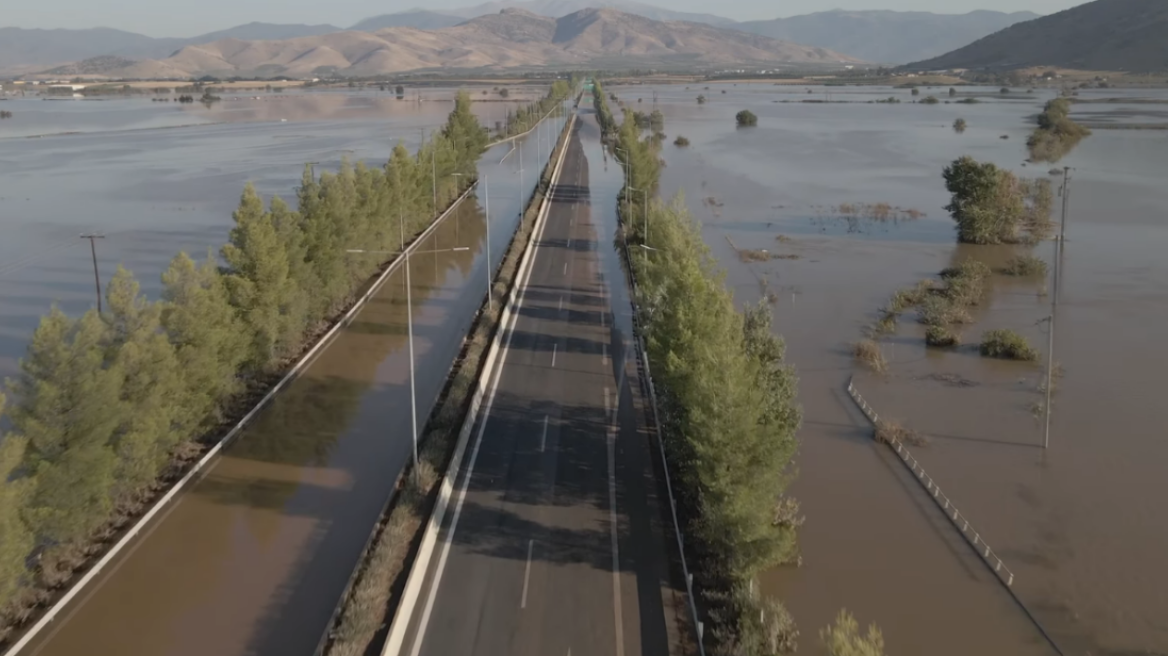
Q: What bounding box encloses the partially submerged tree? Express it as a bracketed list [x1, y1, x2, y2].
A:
[736, 109, 758, 127]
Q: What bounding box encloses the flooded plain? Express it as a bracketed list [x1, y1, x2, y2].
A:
[633, 81, 1168, 655]
[0, 89, 568, 655]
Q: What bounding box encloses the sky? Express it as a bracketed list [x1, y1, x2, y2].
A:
[5, 0, 1089, 38]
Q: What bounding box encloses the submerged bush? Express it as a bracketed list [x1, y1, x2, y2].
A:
[953, 118, 967, 133]
[674, 135, 690, 147]
[980, 329, 1039, 361]
[736, 109, 758, 127]
[854, 339, 888, 373]
[1000, 254, 1048, 276]
[925, 324, 960, 347]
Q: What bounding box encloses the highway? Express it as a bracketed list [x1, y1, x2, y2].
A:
[398, 106, 684, 656]
[13, 116, 569, 656]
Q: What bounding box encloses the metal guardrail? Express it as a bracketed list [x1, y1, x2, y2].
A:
[845, 377, 1069, 656]
[846, 377, 1016, 587]
[620, 227, 707, 655]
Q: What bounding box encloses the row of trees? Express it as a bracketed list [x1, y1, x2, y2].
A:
[0, 91, 490, 635]
[597, 83, 810, 654]
[943, 156, 1054, 245]
[1028, 97, 1091, 163]
[495, 78, 576, 140]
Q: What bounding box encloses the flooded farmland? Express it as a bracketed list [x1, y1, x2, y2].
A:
[631, 81, 1168, 655]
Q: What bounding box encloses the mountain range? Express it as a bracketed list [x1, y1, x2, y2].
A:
[737, 9, 1039, 65]
[63, 8, 857, 79]
[907, 0, 1168, 71]
[0, 2, 1041, 73]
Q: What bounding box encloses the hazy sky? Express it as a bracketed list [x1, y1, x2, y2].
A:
[6, 0, 1088, 38]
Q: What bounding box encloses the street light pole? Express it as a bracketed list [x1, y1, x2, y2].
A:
[345, 243, 470, 481]
[485, 174, 493, 310]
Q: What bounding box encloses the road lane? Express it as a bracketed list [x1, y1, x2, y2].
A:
[404, 108, 679, 656]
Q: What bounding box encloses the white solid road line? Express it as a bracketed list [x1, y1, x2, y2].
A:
[540, 415, 548, 452]
[563, 262, 568, 276]
[551, 343, 558, 368]
[521, 539, 534, 609]
[558, 295, 564, 311]
[605, 387, 626, 656]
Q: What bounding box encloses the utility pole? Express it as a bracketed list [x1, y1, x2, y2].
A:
[1042, 169, 1068, 450]
[1056, 166, 1072, 302]
[80, 234, 105, 312]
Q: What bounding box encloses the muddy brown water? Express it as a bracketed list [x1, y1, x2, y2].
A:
[1, 97, 568, 655]
[635, 82, 1168, 655]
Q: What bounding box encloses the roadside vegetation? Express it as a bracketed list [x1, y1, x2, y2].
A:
[495, 78, 575, 140]
[0, 90, 494, 646]
[1027, 97, 1091, 162]
[602, 81, 809, 654]
[823, 610, 887, 656]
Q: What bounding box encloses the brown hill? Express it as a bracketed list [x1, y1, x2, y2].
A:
[91, 8, 858, 79]
[906, 0, 1168, 72]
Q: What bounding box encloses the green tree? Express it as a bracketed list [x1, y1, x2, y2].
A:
[0, 394, 35, 609]
[736, 110, 758, 127]
[221, 183, 298, 371]
[103, 267, 188, 498]
[12, 309, 121, 544]
[441, 90, 489, 173]
[822, 610, 886, 656]
[943, 156, 1025, 244]
[162, 251, 250, 431]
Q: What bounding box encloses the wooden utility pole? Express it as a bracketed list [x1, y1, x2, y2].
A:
[80, 234, 105, 313]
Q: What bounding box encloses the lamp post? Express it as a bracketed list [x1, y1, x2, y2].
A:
[346, 243, 470, 481]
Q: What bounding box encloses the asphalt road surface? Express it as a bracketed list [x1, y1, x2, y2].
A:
[401, 109, 681, 656]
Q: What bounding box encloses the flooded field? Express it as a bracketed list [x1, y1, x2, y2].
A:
[0, 88, 558, 377]
[631, 81, 1168, 655]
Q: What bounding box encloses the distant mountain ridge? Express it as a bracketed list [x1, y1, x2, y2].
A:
[77, 8, 858, 79]
[1, 4, 1061, 74]
[906, 0, 1168, 71]
[735, 9, 1039, 64]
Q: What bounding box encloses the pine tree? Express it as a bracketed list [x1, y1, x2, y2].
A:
[268, 197, 311, 345]
[104, 266, 187, 498]
[222, 183, 298, 371]
[0, 393, 35, 609]
[12, 309, 121, 543]
[162, 251, 249, 432]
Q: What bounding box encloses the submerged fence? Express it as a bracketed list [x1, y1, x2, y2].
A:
[847, 377, 1015, 586]
[846, 376, 1066, 656]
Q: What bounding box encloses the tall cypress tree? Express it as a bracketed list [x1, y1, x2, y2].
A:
[104, 267, 188, 498]
[13, 309, 121, 544]
[222, 183, 298, 372]
[161, 251, 249, 432]
[0, 393, 35, 609]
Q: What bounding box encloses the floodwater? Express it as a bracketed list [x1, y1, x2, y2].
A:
[1, 91, 569, 655]
[633, 81, 1168, 655]
[0, 89, 562, 376]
